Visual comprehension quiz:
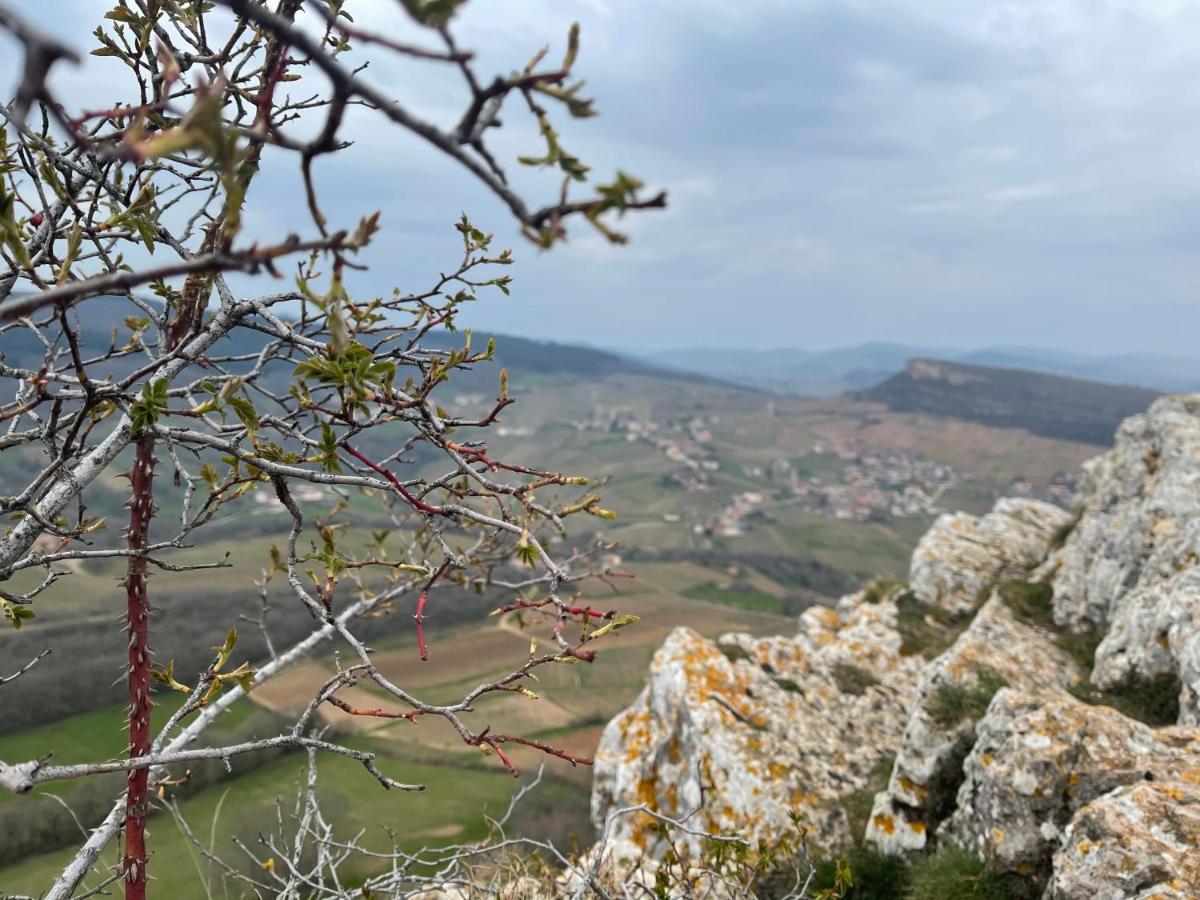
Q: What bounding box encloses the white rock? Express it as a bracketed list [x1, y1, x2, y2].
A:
[940, 689, 1200, 875]
[590, 593, 921, 857]
[910, 498, 1071, 614]
[1046, 780, 1200, 900]
[1048, 394, 1200, 632]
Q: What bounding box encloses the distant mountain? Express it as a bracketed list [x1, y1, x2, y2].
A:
[423, 330, 688, 388]
[955, 346, 1200, 393]
[649, 343, 955, 396]
[643, 343, 1200, 396]
[0, 295, 702, 390]
[858, 358, 1162, 446]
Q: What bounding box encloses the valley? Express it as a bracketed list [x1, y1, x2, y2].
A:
[0, 339, 1106, 892]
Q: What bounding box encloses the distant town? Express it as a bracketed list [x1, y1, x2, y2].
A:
[572, 405, 1077, 538]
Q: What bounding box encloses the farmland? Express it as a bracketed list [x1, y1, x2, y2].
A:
[0, 361, 1100, 891]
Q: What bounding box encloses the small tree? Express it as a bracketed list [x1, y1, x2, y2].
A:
[0, 2, 663, 896]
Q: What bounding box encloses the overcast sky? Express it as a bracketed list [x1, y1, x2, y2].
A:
[6, 1, 1200, 354]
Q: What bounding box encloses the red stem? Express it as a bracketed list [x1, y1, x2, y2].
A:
[123, 434, 155, 900]
[343, 444, 447, 516]
[414, 592, 429, 661]
[326, 696, 420, 723]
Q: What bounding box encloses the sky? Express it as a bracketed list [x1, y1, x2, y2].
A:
[5, 1, 1200, 354]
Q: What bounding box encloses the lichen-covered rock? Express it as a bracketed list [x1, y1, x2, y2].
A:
[865, 595, 1081, 853]
[1045, 780, 1200, 900]
[910, 498, 1071, 614]
[590, 593, 921, 856]
[1090, 567, 1199, 722]
[1046, 394, 1200, 632]
[941, 689, 1200, 876]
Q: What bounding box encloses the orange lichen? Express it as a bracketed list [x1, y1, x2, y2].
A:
[872, 813, 896, 835]
[666, 736, 682, 764]
[899, 777, 928, 801]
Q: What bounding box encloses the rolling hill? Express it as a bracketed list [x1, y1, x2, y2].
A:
[857, 358, 1162, 445]
[644, 342, 1200, 395]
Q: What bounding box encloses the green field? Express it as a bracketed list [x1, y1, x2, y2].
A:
[0, 743, 587, 897]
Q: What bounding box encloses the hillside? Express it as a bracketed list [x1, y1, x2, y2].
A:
[857, 357, 1161, 445]
[645, 342, 1200, 396]
[0, 295, 686, 388]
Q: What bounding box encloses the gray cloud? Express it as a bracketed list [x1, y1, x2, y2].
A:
[6, 1, 1200, 354]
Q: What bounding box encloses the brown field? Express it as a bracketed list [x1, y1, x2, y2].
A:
[249, 559, 794, 783]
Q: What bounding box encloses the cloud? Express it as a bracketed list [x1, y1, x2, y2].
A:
[6, 1, 1200, 353]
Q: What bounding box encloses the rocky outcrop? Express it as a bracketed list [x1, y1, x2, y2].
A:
[865, 594, 1081, 853]
[1045, 780, 1200, 900]
[588, 394, 1200, 897]
[590, 593, 922, 856]
[910, 498, 1071, 614]
[1039, 394, 1200, 723]
[941, 689, 1200, 875]
[1047, 394, 1200, 632]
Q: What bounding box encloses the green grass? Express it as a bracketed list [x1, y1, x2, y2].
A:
[809, 844, 1030, 900]
[905, 845, 1017, 899]
[0, 692, 260, 777]
[0, 692, 235, 806]
[1047, 513, 1081, 552]
[682, 581, 782, 614]
[0, 741, 585, 896]
[842, 756, 895, 848]
[809, 847, 911, 899]
[928, 669, 1008, 727]
[997, 580, 1055, 629]
[1070, 672, 1181, 727]
[895, 592, 971, 659]
[1054, 627, 1103, 672]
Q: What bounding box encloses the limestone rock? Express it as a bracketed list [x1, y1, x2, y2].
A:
[910, 498, 1071, 614]
[1045, 780, 1200, 900]
[941, 689, 1200, 875]
[1047, 394, 1200, 632]
[865, 595, 1081, 853]
[590, 592, 921, 856]
[1091, 566, 1199, 723]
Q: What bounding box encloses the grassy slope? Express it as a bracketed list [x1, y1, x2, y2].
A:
[0, 743, 583, 897]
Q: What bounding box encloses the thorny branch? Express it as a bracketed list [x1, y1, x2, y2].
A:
[0, 0, 664, 896]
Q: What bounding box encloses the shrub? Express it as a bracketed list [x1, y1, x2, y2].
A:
[833, 662, 882, 696]
[809, 847, 911, 899]
[928, 669, 1008, 727]
[997, 580, 1055, 629]
[895, 593, 972, 659]
[862, 577, 906, 605]
[1070, 671, 1181, 727]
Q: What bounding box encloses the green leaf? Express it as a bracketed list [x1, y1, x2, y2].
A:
[588, 613, 640, 640]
